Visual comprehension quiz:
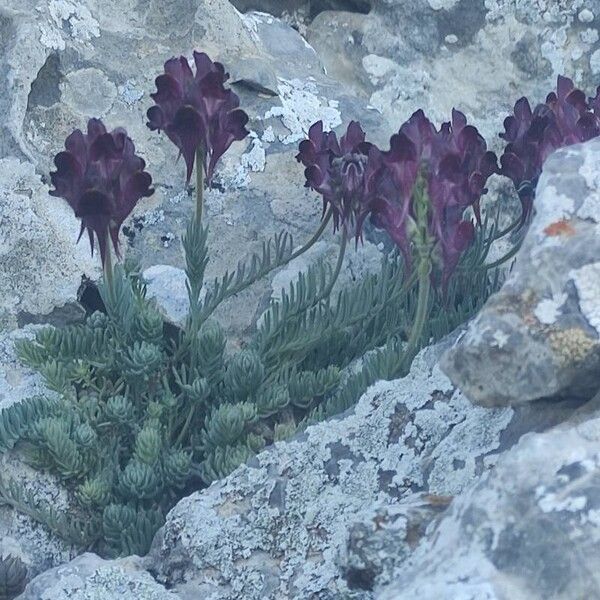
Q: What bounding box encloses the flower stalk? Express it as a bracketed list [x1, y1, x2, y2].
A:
[103, 233, 115, 304]
[196, 145, 205, 221]
[401, 175, 433, 368]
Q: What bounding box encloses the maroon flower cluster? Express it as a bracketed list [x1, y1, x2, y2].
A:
[49, 118, 154, 266]
[500, 75, 600, 220]
[296, 121, 384, 244]
[297, 109, 498, 286]
[147, 51, 250, 184]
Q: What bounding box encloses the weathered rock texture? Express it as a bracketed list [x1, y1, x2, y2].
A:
[0, 0, 384, 339]
[0, 158, 98, 330]
[19, 336, 587, 599]
[18, 553, 175, 600]
[378, 399, 600, 600]
[308, 0, 600, 146]
[443, 139, 600, 406]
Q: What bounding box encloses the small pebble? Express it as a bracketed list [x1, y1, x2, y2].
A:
[445, 34, 458, 44]
[579, 8, 595, 23]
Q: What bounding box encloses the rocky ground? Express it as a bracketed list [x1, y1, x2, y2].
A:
[2, 0, 600, 598]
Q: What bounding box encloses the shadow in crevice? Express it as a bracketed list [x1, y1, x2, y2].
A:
[231, 0, 371, 22]
[27, 53, 63, 110]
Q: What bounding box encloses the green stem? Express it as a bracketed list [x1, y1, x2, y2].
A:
[322, 228, 347, 300]
[263, 229, 348, 348]
[290, 208, 333, 261]
[103, 234, 114, 305]
[196, 145, 205, 222]
[401, 255, 431, 369]
[197, 209, 334, 325]
[175, 403, 196, 448]
[493, 216, 521, 240]
[478, 239, 523, 271]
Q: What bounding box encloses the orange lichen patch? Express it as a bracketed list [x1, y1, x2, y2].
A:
[423, 494, 454, 507]
[544, 219, 576, 237]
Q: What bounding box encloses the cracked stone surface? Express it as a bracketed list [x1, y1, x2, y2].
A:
[377, 399, 600, 600]
[17, 335, 587, 599]
[0, 0, 386, 341]
[442, 138, 600, 406]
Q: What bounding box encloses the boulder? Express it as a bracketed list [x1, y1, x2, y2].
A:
[442, 138, 600, 406]
[17, 553, 174, 600]
[377, 398, 600, 600]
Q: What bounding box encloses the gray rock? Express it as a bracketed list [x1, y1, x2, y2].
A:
[0, 157, 99, 330]
[18, 553, 174, 600]
[142, 265, 194, 329]
[377, 399, 600, 600]
[145, 338, 576, 599]
[442, 138, 600, 406]
[307, 0, 600, 147]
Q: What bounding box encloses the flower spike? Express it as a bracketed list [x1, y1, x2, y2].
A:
[49, 118, 154, 267]
[147, 51, 250, 184]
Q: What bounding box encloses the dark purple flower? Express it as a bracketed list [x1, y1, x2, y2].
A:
[49, 118, 154, 266]
[373, 109, 497, 287]
[147, 51, 250, 184]
[500, 75, 600, 220]
[296, 120, 384, 243]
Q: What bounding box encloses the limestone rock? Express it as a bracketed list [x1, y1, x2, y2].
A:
[307, 0, 600, 147]
[18, 553, 174, 600]
[442, 138, 600, 406]
[377, 400, 600, 600]
[145, 338, 571, 599]
[0, 158, 98, 330]
[142, 265, 193, 329]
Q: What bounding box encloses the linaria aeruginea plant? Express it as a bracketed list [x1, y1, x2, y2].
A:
[4, 51, 515, 560]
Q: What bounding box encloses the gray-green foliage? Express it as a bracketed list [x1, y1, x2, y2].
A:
[0, 217, 502, 558]
[0, 555, 27, 600]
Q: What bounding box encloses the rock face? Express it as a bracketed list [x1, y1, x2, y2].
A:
[0, 158, 98, 330]
[442, 139, 600, 406]
[3, 0, 599, 337]
[18, 553, 176, 600]
[307, 0, 600, 146]
[378, 400, 600, 600]
[19, 335, 588, 599]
